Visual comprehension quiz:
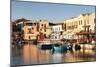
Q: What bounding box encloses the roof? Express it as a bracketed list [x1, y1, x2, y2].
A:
[13, 18, 30, 23]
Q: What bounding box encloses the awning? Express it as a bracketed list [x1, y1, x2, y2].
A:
[76, 32, 95, 35]
[79, 38, 96, 40]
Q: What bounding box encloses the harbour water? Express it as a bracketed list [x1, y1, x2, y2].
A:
[11, 43, 96, 66]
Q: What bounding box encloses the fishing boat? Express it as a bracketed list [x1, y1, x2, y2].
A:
[37, 40, 53, 50]
[52, 42, 73, 53]
[52, 43, 62, 53]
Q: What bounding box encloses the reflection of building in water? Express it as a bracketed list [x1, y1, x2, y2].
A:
[23, 44, 38, 64]
[52, 53, 63, 63]
[38, 50, 52, 64]
[23, 45, 30, 64]
[62, 13, 96, 43]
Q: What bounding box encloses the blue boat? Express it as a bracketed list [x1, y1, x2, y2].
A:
[52, 45, 62, 53]
[52, 43, 73, 53]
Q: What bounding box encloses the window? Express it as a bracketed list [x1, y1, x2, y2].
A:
[94, 18, 96, 24]
[41, 24, 43, 26]
[84, 20, 86, 25]
[44, 24, 46, 28]
[29, 36, 30, 40]
[40, 29, 42, 31]
[64, 24, 66, 31]
[44, 29, 46, 32]
[44, 24, 46, 32]
[81, 20, 82, 25]
[79, 21, 80, 25]
[33, 23, 36, 25]
[87, 19, 89, 24]
[28, 28, 32, 33]
[32, 27, 34, 30]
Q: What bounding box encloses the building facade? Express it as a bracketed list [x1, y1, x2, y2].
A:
[62, 13, 96, 42]
[12, 13, 95, 42]
[23, 21, 39, 40]
[19, 19, 51, 40]
[50, 23, 63, 40]
[38, 19, 51, 38]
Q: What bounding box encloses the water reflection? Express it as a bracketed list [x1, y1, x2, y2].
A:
[23, 44, 38, 65]
[38, 50, 52, 64]
[11, 43, 96, 66]
[52, 53, 63, 63]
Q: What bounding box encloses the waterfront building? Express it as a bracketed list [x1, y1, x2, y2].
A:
[11, 18, 29, 43]
[22, 19, 52, 40]
[12, 18, 28, 33]
[23, 20, 39, 40]
[62, 13, 96, 43]
[12, 12, 95, 43]
[38, 19, 51, 39]
[50, 23, 63, 40]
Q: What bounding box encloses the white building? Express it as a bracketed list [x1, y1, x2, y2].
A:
[50, 23, 63, 40]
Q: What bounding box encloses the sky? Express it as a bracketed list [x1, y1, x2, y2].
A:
[11, 1, 95, 22]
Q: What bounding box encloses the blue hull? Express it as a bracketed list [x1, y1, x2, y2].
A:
[52, 45, 72, 53]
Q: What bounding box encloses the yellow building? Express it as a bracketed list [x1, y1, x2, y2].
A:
[23, 21, 39, 40]
[38, 19, 51, 38]
[22, 19, 51, 40]
[63, 13, 96, 40]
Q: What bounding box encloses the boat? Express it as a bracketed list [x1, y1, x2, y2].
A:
[37, 40, 53, 50]
[63, 42, 73, 50]
[52, 43, 62, 53]
[75, 44, 81, 50]
[52, 42, 73, 53]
